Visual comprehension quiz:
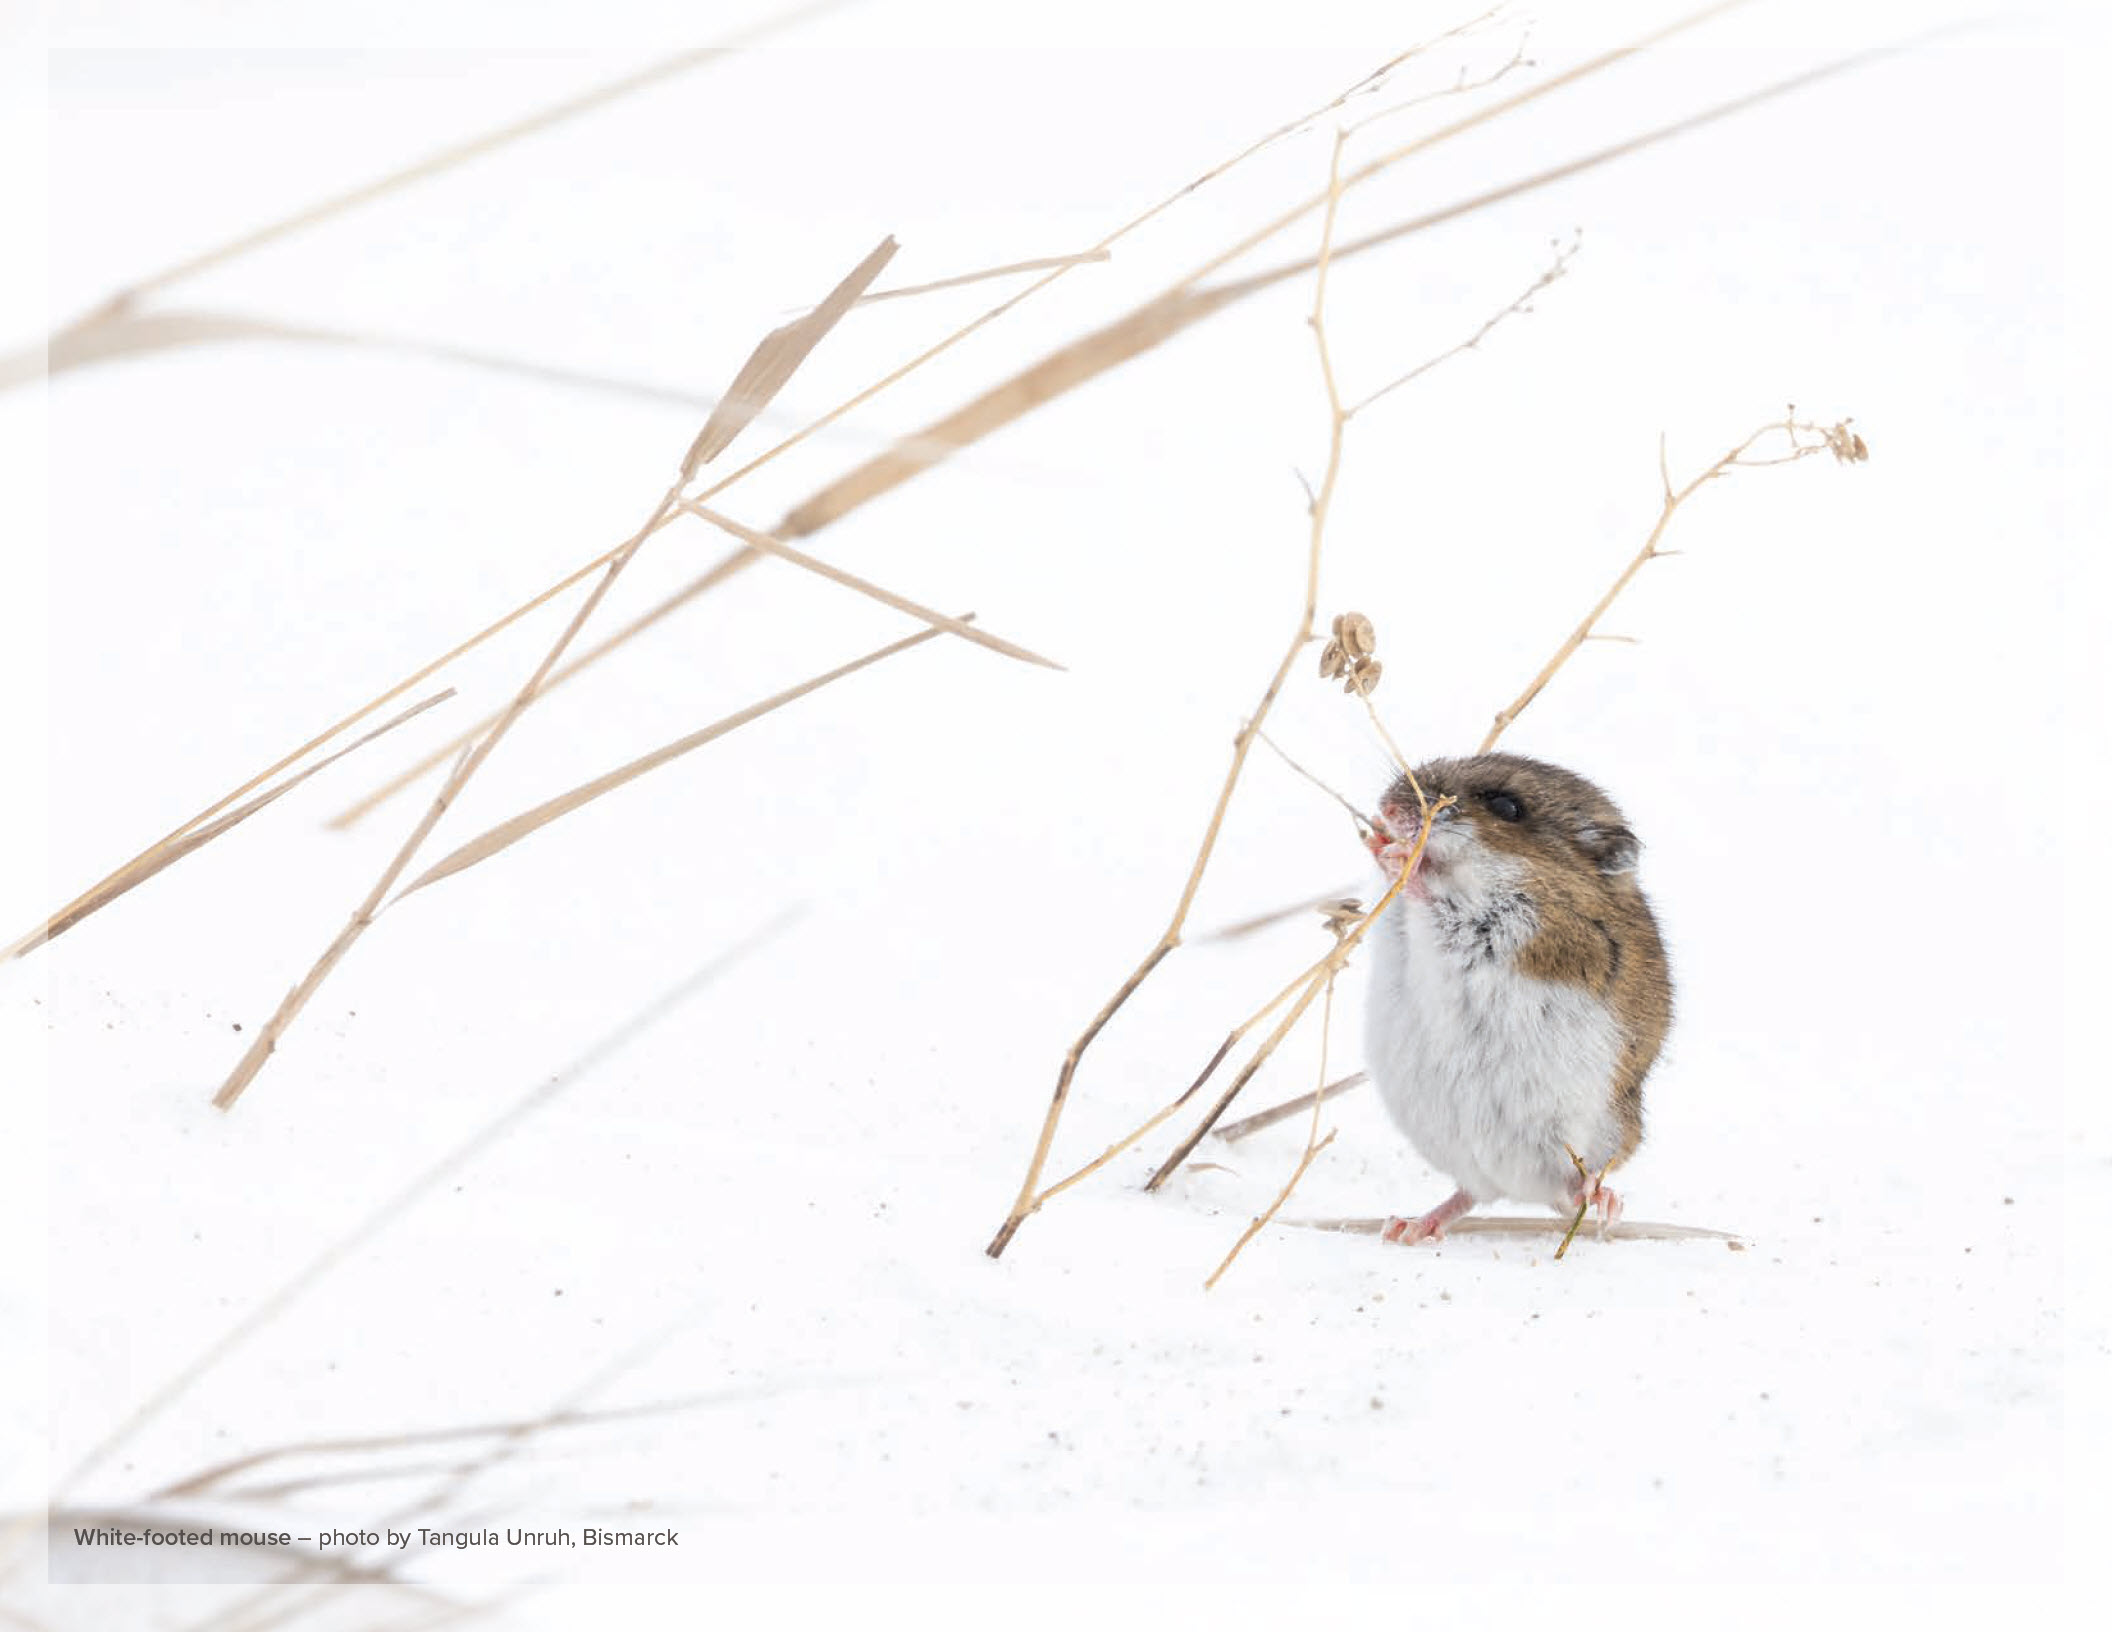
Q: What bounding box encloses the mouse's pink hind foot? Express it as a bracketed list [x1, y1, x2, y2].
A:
[1381, 1187, 1475, 1245]
[1569, 1175, 1625, 1238]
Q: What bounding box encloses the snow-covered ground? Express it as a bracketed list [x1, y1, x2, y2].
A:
[7, 1, 2108, 1625]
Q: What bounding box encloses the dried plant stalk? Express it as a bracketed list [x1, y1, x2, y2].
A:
[1028, 855, 1420, 1220]
[1205, 967, 1343, 1289]
[213, 237, 895, 1109]
[1216, 1071, 1368, 1143]
[987, 32, 1608, 1247]
[1205, 1131, 1338, 1290]
[395, 621, 952, 899]
[1480, 415, 1865, 752]
[981, 130, 1363, 1260]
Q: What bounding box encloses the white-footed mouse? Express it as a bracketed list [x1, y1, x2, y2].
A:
[1363, 753, 1672, 1244]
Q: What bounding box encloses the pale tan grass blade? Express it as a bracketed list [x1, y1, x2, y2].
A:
[859, 248, 1111, 304]
[6, 690, 451, 958]
[680, 236, 899, 480]
[679, 500, 1061, 669]
[394, 622, 954, 900]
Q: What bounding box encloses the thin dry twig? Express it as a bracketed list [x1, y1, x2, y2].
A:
[1205, 958, 1344, 1289]
[1258, 729, 1376, 837]
[1027, 856, 1419, 1219]
[1205, 1131, 1338, 1290]
[1344, 23, 1538, 140]
[211, 237, 895, 1109]
[393, 621, 952, 900]
[1348, 229, 1579, 418]
[1479, 413, 1865, 752]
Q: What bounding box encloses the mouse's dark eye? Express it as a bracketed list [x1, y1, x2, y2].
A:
[1482, 790, 1526, 823]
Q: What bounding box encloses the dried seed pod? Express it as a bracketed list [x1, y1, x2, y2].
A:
[1337, 612, 1376, 657]
[1344, 657, 1383, 697]
[1319, 898, 1363, 938]
[1318, 638, 1348, 679]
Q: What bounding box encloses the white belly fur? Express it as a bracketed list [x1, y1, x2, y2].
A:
[1365, 893, 1625, 1209]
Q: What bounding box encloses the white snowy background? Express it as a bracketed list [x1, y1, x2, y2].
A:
[5, 0, 2109, 1626]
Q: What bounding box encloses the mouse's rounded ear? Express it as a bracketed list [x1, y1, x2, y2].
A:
[1578, 822, 1640, 875]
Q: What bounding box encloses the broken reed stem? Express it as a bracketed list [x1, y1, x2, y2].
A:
[1204, 965, 1342, 1289]
[211, 482, 686, 1111]
[1217, 1070, 1368, 1143]
[1478, 415, 1861, 753]
[984, 128, 1359, 1260]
